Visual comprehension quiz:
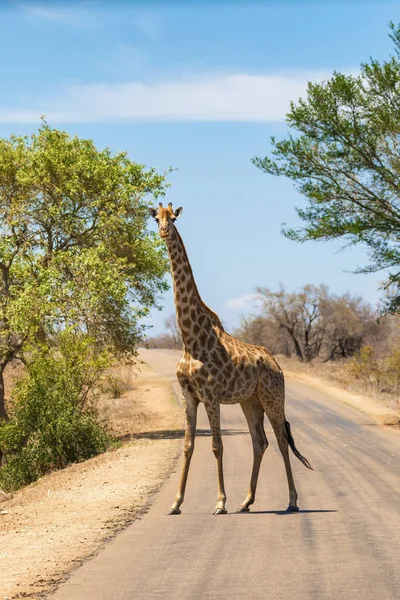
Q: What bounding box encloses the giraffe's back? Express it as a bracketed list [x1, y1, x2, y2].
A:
[176, 329, 283, 405]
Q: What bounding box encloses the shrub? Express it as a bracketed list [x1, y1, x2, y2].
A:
[100, 366, 135, 398]
[346, 344, 400, 397]
[101, 374, 126, 398]
[0, 334, 112, 492]
[383, 348, 400, 395]
[346, 346, 380, 391]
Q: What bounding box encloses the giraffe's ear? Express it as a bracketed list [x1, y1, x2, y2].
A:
[148, 207, 158, 219]
[174, 206, 183, 219]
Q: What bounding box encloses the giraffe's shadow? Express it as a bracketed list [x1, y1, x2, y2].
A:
[237, 509, 338, 515]
[118, 428, 247, 441]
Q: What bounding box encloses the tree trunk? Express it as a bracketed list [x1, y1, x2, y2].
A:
[0, 369, 6, 421]
[280, 324, 304, 361]
[0, 368, 7, 467]
[291, 334, 304, 361]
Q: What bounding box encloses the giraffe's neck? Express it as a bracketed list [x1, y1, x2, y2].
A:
[166, 228, 223, 351]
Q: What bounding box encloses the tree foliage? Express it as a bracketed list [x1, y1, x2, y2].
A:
[253, 23, 400, 313]
[0, 121, 170, 420]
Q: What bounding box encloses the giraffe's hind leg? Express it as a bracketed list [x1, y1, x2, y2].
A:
[267, 413, 299, 511]
[258, 376, 299, 511]
[236, 395, 268, 513]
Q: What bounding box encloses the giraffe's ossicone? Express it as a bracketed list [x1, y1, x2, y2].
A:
[149, 202, 312, 515]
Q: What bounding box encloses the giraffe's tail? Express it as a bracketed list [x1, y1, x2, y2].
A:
[284, 420, 313, 470]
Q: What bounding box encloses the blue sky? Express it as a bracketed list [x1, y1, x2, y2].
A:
[1, 1, 400, 335]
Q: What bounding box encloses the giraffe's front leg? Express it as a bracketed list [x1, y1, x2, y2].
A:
[205, 402, 227, 515]
[167, 393, 198, 515]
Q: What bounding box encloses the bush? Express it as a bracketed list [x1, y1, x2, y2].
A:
[100, 374, 126, 398]
[346, 344, 400, 396]
[384, 348, 400, 395]
[346, 346, 380, 391]
[0, 334, 112, 492]
[99, 366, 135, 398]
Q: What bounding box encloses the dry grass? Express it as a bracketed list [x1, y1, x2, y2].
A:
[98, 363, 136, 399]
[0, 488, 9, 504]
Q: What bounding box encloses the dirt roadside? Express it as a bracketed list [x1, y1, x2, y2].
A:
[0, 360, 183, 600]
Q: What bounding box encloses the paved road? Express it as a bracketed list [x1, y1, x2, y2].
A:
[51, 349, 400, 600]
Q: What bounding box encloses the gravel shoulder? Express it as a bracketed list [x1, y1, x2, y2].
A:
[0, 359, 183, 600]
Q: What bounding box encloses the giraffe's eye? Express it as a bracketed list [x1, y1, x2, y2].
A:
[155, 218, 159, 223]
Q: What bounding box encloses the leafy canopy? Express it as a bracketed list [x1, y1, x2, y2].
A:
[0, 121, 170, 417]
[253, 23, 400, 313]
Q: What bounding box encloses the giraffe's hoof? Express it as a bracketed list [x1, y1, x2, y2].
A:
[236, 506, 250, 513]
[166, 507, 181, 515]
[213, 508, 228, 515]
[286, 505, 299, 512]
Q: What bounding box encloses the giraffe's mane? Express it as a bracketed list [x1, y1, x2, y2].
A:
[201, 302, 225, 331]
[172, 227, 226, 332]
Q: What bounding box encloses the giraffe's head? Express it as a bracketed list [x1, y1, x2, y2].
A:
[149, 202, 183, 238]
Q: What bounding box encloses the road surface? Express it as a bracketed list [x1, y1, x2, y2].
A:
[51, 349, 400, 600]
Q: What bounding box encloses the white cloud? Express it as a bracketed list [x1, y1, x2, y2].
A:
[18, 2, 94, 28]
[0, 70, 332, 124]
[226, 293, 263, 311]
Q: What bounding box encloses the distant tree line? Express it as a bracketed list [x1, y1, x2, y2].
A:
[232, 284, 400, 397]
[234, 284, 385, 362]
[145, 314, 182, 350]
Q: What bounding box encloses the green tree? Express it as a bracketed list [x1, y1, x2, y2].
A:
[0, 121, 170, 421]
[253, 23, 400, 313]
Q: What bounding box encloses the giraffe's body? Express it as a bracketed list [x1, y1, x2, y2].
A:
[149, 202, 312, 515]
[177, 330, 283, 407]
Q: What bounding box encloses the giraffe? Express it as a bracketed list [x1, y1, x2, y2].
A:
[149, 202, 312, 515]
